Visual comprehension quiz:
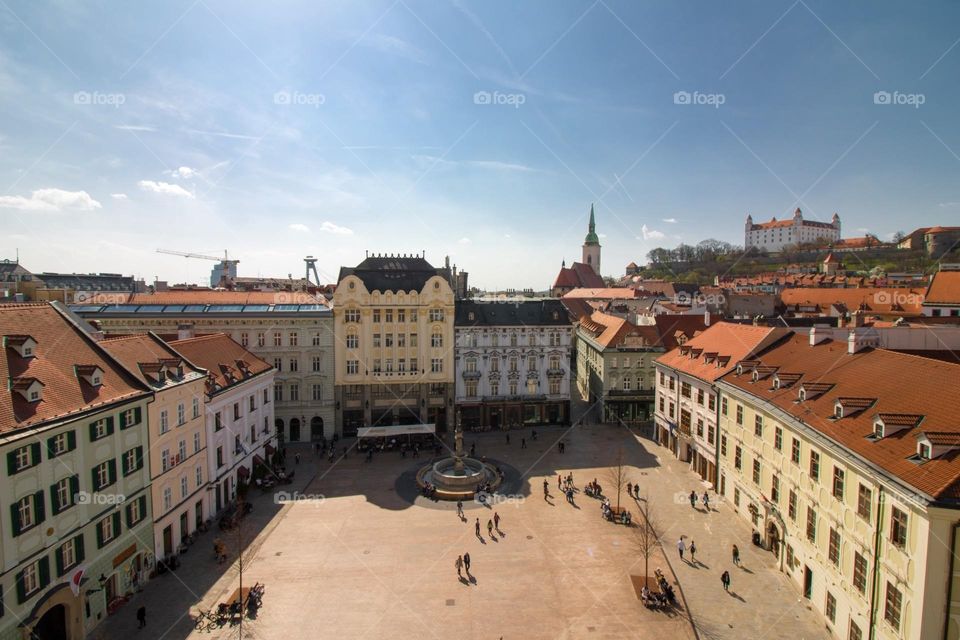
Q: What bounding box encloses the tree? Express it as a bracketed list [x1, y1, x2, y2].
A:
[633, 492, 661, 584]
[647, 247, 671, 265]
[892, 230, 906, 245]
[605, 448, 628, 513]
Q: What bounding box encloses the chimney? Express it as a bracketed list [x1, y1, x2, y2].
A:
[704, 310, 711, 327]
[177, 323, 195, 340]
[848, 327, 878, 354]
[810, 326, 830, 346]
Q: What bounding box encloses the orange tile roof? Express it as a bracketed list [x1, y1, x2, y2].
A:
[100, 333, 205, 385]
[552, 262, 604, 290]
[168, 333, 272, 393]
[925, 270, 960, 305]
[121, 291, 327, 306]
[719, 334, 960, 499]
[655, 322, 792, 382]
[563, 288, 639, 299]
[780, 287, 925, 315]
[579, 311, 661, 349]
[0, 303, 148, 433]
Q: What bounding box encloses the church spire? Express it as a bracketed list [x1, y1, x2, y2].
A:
[584, 203, 600, 246]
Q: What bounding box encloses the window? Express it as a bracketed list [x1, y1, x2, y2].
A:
[466, 358, 477, 373]
[509, 381, 517, 396]
[16, 558, 49, 602]
[257, 332, 266, 347]
[735, 405, 743, 425]
[52, 476, 77, 514]
[385, 334, 393, 348]
[733, 488, 740, 507]
[120, 408, 141, 429]
[720, 435, 727, 457]
[752, 459, 761, 485]
[828, 528, 841, 565]
[240, 332, 249, 346]
[721, 397, 728, 415]
[345, 309, 360, 323]
[273, 332, 282, 347]
[56, 535, 83, 576]
[13, 493, 42, 534]
[849, 621, 863, 640]
[510, 333, 518, 347]
[707, 425, 715, 445]
[96, 512, 121, 548]
[177, 403, 185, 425]
[410, 358, 418, 372]
[273, 357, 283, 372]
[160, 410, 169, 434]
[734, 446, 742, 470]
[825, 592, 836, 623]
[233, 403, 240, 420]
[290, 384, 299, 401]
[791, 438, 801, 464]
[786, 544, 795, 569]
[47, 432, 73, 458]
[92, 460, 117, 491]
[431, 333, 443, 348]
[216, 446, 224, 468]
[431, 358, 443, 373]
[180, 476, 188, 498]
[398, 309, 405, 322]
[696, 389, 704, 405]
[127, 495, 146, 527]
[289, 358, 298, 372]
[410, 333, 418, 347]
[178, 439, 187, 462]
[90, 417, 113, 441]
[708, 394, 715, 411]
[429, 308, 444, 322]
[890, 507, 908, 547]
[263, 388, 269, 405]
[193, 432, 201, 453]
[884, 582, 902, 629]
[832, 467, 845, 501]
[853, 552, 868, 593]
[857, 484, 872, 520]
[373, 333, 381, 348]
[549, 380, 560, 395]
[347, 360, 358, 375]
[312, 332, 321, 346]
[754, 415, 763, 437]
[788, 490, 797, 520]
[466, 381, 478, 397]
[122, 447, 143, 476]
[809, 451, 820, 481]
[695, 418, 703, 437]
[192, 397, 200, 419]
[774, 427, 783, 451]
[289, 332, 298, 347]
[806, 507, 817, 542]
[771, 475, 780, 503]
[681, 382, 691, 398]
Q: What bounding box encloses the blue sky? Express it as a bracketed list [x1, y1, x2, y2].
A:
[1, 1, 959, 290]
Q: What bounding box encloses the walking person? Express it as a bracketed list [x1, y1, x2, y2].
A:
[732, 544, 740, 567]
[295, 452, 301, 465]
[702, 491, 710, 511]
[494, 512, 501, 531]
[456, 500, 464, 519]
[677, 537, 686, 561]
[627, 481, 632, 497]
[634, 484, 640, 499]
[558, 474, 562, 490]
[521, 437, 526, 449]
[487, 519, 493, 537]
[463, 552, 471, 574]
[475, 518, 481, 538]
[689, 490, 696, 508]
[721, 570, 731, 592]
[136, 605, 146, 629]
[455, 555, 463, 578]
[689, 540, 697, 564]
[506, 433, 510, 445]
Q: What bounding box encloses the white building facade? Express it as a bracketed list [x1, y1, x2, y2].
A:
[745, 208, 841, 252]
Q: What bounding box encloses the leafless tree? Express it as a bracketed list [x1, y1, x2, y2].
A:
[633, 493, 661, 584]
[604, 448, 628, 513]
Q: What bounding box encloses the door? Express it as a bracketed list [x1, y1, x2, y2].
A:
[289, 418, 301, 441]
[803, 566, 813, 599]
[490, 410, 501, 430]
[195, 501, 203, 528]
[162, 525, 173, 556]
[180, 512, 189, 542]
[310, 417, 324, 440]
[34, 604, 67, 640]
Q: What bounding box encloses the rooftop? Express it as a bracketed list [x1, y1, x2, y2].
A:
[168, 333, 273, 394]
[655, 322, 792, 382]
[455, 299, 569, 326]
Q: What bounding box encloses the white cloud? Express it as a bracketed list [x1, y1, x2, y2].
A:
[639, 224, 665, 241]
[458, 237, 472, 244]
[166, 166, 198, 179]
[137, 180, 194, 198]
[114, 124, 156, 132]
[466, 160, 536, 172]
[662, 217, 677, 223]
[319, 221, 353, 235]
[504, 234, 511, 238]
[288, 223, 310, 232]
[938, 202, 960, 208]
[0, 188, 101, 211]
[598, 233, 607, 239]
[111, 193, 128, 200]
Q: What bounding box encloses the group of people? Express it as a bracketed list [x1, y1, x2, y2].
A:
[212, 538, 228, 564]
[584, 479, 603, 498]
[420, 482, 439, 500]
[641, 569, 677, 608]
[689, 490, 710, 510]
[601, 498, 632, 524]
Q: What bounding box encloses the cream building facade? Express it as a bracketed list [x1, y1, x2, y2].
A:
[99, 333, 209, 560]
[333, 255, 455, 434]
[715, 331, 960, 640]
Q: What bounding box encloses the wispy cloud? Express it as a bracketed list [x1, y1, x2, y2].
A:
[939, 201, 960, 208]
[115, 124, 156, 132]
[137, 180, 194, 198]
[0, 188, 101, 211]
[186, 129, 260, 141]
[111, 193, 128, 200]
[319, 221, 353, 235]
[166, 166, 198, 179]
[411, 154, 536, 173]
[289, 223, 310, 232]
[458, 237, 471, 244]
[662, 217, 677, 223]
[638, 224, 665, 240]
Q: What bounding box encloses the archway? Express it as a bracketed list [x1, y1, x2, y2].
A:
[275, 418, 285, 446]
[34, 603, 67, 640]
[289, 418, 301, 441]
[310, 416, 324, 440]
[766, 520, 782, 557]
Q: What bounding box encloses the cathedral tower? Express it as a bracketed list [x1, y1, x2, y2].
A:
[582, 204, 601, 276]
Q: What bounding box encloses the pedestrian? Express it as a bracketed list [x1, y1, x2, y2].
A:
[689, 490, 696, 508]
[702, 491, 710, 510]
[475, 518, 481, 538]
[558, 474, 562, 490]
[506, 433, 510, 445]
[494, 512, 501, 530]
[532, 430, 538, 440]
[543, 479, 549, 499]
[487, 520, 493, 537]
[295, 452, 301, 465]
[521, 437, 526, 449]
[136, 605, 146, 628]
[464, 552, 471, 573]
[470, 443, 476, 457]
[558, 441, 563, 454]
[455, 555, 463, 578]
[627, 481, 632, 497]
[732, 544, 740, 566]
[689, 540, 697, 563]
[634, 484, 640, 499]
[457, 500, 464, 519]
[721, 570, 731, 591]
[677, 537, 686, 561]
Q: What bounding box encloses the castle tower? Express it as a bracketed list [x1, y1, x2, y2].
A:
[582, 204, 601, 275]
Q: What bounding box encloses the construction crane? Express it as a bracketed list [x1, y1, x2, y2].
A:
[156, 249, 239, 287]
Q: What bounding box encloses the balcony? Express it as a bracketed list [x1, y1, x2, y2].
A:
[462, 370, 481, 380]
[606, 389, 654, 398]
[546, 367, 565, 379]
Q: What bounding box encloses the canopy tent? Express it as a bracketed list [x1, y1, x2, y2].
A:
[357, 423, 436, 438]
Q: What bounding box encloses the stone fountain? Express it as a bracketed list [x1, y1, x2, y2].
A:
[417, 410, 500, 499]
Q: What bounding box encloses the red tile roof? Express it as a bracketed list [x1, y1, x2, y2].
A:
[652, 315, 708, 350]
[655, 322, 792, 382]
[100, 333, 205, 385]
[0, 303, 148, 433]
[563, 288, 639, 299]
[720, 333, 960, 499]
[925, 270, 960, 305]
[780, 287, 925, 316]
[168, 334, 272, 394]
[553, 262, 604, 290]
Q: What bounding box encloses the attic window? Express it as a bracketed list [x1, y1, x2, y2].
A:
[468, 312, 475, 321]
[798, 388, 806, 402]
[4, 335, 37, 359]
[873, 420, 884, 439]
[834, 402, 843, 419]
[918, 443, 931, 460]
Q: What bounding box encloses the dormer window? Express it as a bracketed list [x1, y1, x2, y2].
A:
[918, 443, 931, 460]
[873, 421, 884, 439]
[4, 335, 37, 359]
[10, 377, 44, 403]
[834, 402, 843, 419]
[798, 388, 806, 402]
[75, 365, 104, 388]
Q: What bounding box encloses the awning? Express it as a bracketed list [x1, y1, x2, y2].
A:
[265, 444, 276, 456]
[253, 454, 265, 466]
[357, 423, 436, 438]
[237, 465, 250, 480]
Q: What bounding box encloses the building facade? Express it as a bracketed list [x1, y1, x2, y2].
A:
[168, 334, 276, 514]
[333, 255, 455, 434]
[745, 208, 841, 252]
[454, 300, 573, 429]
[716, 332, 960, 640]
[99, 334, 209, 560]
[71, 290, 334, 443]
[1, 303, 154, 640]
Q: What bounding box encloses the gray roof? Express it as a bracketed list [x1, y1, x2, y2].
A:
[338, 256, 450, 293]
[455, 300, 571, 327]
[36, 272, 135, 291]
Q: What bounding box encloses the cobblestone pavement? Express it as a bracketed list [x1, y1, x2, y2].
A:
[93, 421, 828, 640]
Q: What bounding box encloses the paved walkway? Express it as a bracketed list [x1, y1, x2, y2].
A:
[92, 423, 828, 640]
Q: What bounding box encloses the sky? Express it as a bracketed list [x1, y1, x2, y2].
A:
[1, 1, 959, 290]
